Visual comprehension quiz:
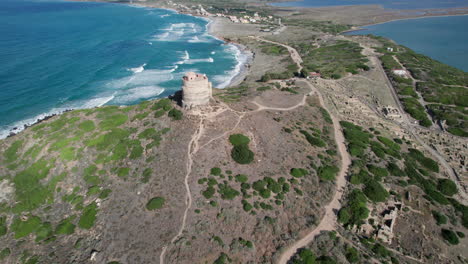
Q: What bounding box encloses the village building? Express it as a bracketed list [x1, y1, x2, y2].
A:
[307, 72, 321, 79]
[228, 15, 239, 23]
[182, 72, 212, 109]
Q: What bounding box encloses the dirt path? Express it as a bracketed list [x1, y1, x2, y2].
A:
[250, 36, 303, 73]
[277, 81, 351, 264]
[248, 37, 352, 263]
[159, 117, 205, 264]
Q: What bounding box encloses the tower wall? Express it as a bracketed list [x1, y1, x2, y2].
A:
[182, 72, 212, 108]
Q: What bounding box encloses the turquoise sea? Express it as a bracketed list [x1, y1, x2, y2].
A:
[0, 0, 245, 138]
[272, 0, 468, 9]
[345, 15, 468, 72]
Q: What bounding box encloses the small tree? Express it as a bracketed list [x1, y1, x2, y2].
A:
[441, 229, 459, 245]
[168, 108, 183, 120]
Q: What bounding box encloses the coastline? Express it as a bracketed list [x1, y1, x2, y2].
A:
[348, 13, 468, 31]
[0, 1, 251, 140]
[206, 18, 253, 88]
[341, 14, 468, 72]
[103, 0, 253, 89]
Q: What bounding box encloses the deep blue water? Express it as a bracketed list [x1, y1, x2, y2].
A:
[0, 0, 244, 138]
[346, 15, 468, 72]
[272, 0, 468, 9]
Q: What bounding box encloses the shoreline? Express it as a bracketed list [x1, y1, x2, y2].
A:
[205, 17, 253, 88]
[352, 13, 468, 30]
[0, 0, 251, 140]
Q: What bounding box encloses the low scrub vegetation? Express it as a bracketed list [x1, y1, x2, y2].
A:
[146, 197, 165, 211]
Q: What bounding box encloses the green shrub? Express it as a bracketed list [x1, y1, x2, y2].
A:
[350, 170, 369, 185]
[154, 109, 165, 118]
[146, 197, 165, 210]
[338, 208, 351, 224]
[235, 174, 248, 183]
[229, 134, 250, 146]
[56, 217, 76, 235]
[229, 134, 254, 164]
[441, 229, 459, 245]
[339, 189, 369, 226]
[142, 168, 152, 183]
[10, 216, 42, 239]
[99, 114, 128, 130]
[290, 168, 308, 178]
[87, 186, 101, 196]
[266, 179, 282, 194]
[78, 120, 95, 132]
[252, 180, 266, 192]
[99, 189, 112, 199]
[437, 179, 457, 196]
[367, 165, 389, 179]
[79, 202, 98, 229]
[213, 253, 231, 264]
[318, 165, 339, 181]
[387, 163, 405, 177]
[300, 130, 326, 147]
[0, 216, 6, 237]
[218, 184, 240, 200]
[425, 189, 449, 205]
[259, 189, 271, 199]
[168, 108, 183, 120]
[408, 149, 439, 172]
[0, 248, 11, 261]
[345, 247, 360, 263]
[116, 167, 130, 178]
[242, 200, 253, 212]
[449, 198, 468, 228]
[4, 140, 24, 163]
[202, 187, 215, 199]
[432, 211, 447, 225]
[152, 98, 171, 110]
[372, 243, 391, 258]
[364, 180, 389, 202]
[231, 145, 254, 164]
[210, 167, 222, 176]
[291, 248, 316, 264]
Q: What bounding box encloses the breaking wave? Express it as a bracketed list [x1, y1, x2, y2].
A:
[112, 86, 165, 104]
[128, 63, 147, 73]
[0, 3, 248, 140]
[152, 22, 200, 42]
[212, 44, 250, 88]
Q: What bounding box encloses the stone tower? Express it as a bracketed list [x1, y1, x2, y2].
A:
[182, 72, 212, 109]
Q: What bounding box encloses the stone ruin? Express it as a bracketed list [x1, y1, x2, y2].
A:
[355, 200, 403, 244]
[182, 72, 212, 109]
[382, 106, 403, 121]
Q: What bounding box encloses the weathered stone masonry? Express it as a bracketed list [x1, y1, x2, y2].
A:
[182, 72, 212, 109]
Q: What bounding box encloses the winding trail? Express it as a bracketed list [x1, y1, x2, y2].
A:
[276, 81, 351, 264]
[248, 35, 353, 264]
[159, 117, 205, 264]
[249, 36, 303, 72]
[159, 79, 332, 263]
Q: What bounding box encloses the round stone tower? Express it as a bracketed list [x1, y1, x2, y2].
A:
[182, 72, 212, 109]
